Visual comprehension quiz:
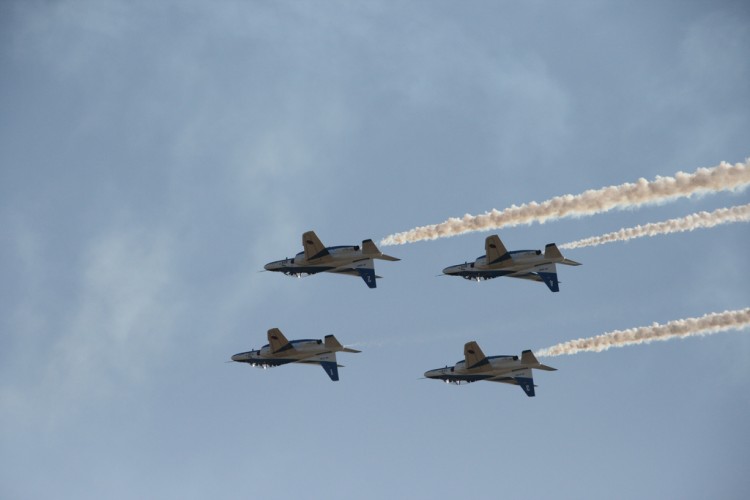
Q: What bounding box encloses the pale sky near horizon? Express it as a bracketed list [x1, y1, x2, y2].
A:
[2, 1, 749, 499]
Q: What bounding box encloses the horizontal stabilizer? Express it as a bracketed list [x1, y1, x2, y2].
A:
[544, 243, 563, 260]
[378, 254, 400, 261]
[521, 349, 557, 371]
[561, 258, 582, 266]
[521, 349, 540, 365]
[545, 243, 581, 266]
[324, 335, 362, 353]
[362, 239, 400, 261]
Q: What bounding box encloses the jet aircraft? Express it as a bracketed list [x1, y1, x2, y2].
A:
[441, 234, 581, 292]
[264, 231, 400, 289]
[424, 342, 556, 397]
[231, 328, 361, 381]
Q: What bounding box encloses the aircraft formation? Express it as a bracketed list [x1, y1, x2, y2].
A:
[233, 230, 570, 395]
[233, 162, 749, 394]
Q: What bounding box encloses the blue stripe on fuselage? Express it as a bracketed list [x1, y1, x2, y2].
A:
[269, 265, 335, 275]
[235, 358, 296, 367]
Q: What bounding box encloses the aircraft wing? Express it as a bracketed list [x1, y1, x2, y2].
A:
[506, 268, 560, 292]
[485, 235, 511, 265]
[329, 268, 382, 279]
[326, 260, 380, 288]
[488, 368, 536, 397]
[464, 341, 490, 369]
[302, 231, 332, 261]
[505, 272, 543, 282]
[485, 376, 519, 385]
[297, 353, 340, 381]
[268, 328, 294, 354]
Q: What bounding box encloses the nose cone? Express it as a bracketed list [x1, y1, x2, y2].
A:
[424, 369, 438, 379]
[264, 262, 276, 271]
[231, 353, 245, 362]
[442, 265, 459, 275]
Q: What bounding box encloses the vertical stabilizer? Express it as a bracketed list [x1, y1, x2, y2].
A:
[354, 259, 378, 288]
[514, 368, 535, 397]
[320, 361, 340, 381]
[536, 263, 559, 292]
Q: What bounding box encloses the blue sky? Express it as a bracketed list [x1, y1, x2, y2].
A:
[1, 1, 749, 499]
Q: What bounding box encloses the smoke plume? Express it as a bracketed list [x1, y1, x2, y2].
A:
[380, 160, 750, 246]
[537, 308, 750, 357]
[559, 204, 750, 249]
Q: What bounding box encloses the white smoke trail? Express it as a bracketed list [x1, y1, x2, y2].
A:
[380, 160, 750, 246]
[559, 204, 750, 249]
[537, 308, 750, 357]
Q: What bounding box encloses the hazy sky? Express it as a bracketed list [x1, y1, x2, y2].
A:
[2, 1, 749, 499]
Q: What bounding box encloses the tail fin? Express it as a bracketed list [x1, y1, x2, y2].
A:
[324, 335, 361, 353]
[536, 263, 560, 292]
[486, 235, 511, 265]
[362, 239, 400, 261]
[513, 368, 535, 397]
[267, 328, 293, 353]
[302, 231, 330, 261]
[357, 265, 377, 288]
[320, 361, 340, 381]
[545, 243, 581, 266]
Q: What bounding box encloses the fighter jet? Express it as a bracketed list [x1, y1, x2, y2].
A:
[264, 230, 400, 288]
[424, 342, 556, 397]
[231, 328, 361, 381]
[441, 234, 581, 292]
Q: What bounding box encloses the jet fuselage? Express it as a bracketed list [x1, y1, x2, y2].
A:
[442, 249, 547, 279]
[425, 344, 556, 396]
[442, 235, 580, 292]
[232, 339, 329, 367]
[232, 329, 361, 381]
[264, 231, 399, 288]
[264, 246, 364, 276]
[424, 354, 521, 384]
